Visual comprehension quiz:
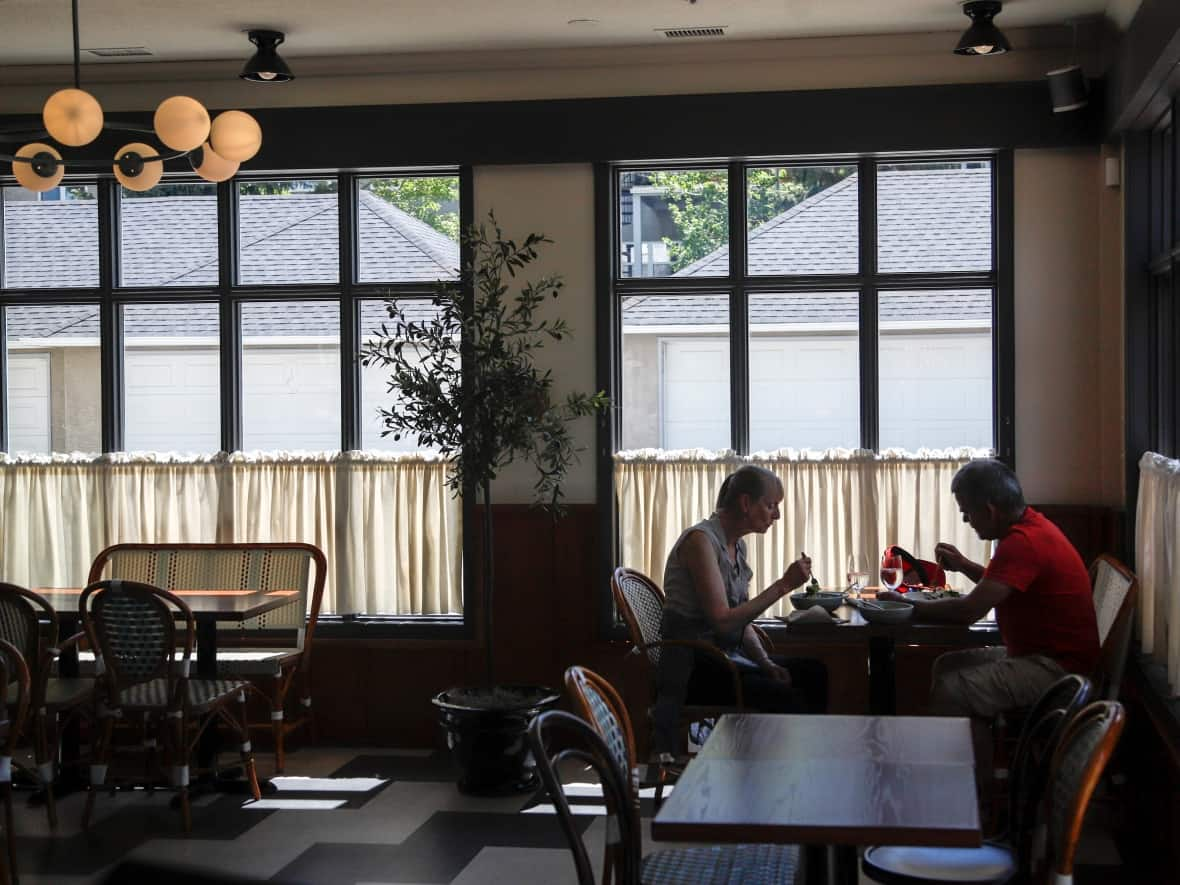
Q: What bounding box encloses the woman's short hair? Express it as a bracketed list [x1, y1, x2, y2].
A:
[716, 465, 781, 512]
[950, 459, 1025, 516]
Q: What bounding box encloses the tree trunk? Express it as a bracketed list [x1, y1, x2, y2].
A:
[482, 477, 494, 687]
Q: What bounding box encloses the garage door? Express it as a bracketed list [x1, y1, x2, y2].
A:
[7, 352, 50, 453]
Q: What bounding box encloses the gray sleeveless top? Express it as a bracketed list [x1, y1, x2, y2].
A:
[661, 513, 752, 650]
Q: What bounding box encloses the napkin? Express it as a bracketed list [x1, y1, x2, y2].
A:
[786, 605, 839, 625]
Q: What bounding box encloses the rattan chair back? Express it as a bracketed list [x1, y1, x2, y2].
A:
[564, 667, 637, 787]
[1089, 555, 1139, 700]
[529, 710, 641, 885]
[0, 583, 54, 673]
[611, 568, 666, 667]
[1046, 701, 1126, 878]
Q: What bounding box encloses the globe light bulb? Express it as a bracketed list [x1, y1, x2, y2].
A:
[113, 143, 163, 192]
[154, 96, 211, 152]
[42, 88, 104, 147]
[191, 142, 239, 183]
[13, 143, 64, 192]
[209, 110, 262, 163]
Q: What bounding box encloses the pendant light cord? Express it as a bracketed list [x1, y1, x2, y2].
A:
[72, 0, 81, 90]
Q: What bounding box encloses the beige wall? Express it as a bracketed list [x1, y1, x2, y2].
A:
[1014, 147, 1123, 507]
[478, 152, 1124, 507]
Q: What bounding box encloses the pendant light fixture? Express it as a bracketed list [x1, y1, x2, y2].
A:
[1046, 21, 1088, 113]
[240, 30, 295, 83]
[0, 0, 264, 192]
[954, 1, 1011, 56]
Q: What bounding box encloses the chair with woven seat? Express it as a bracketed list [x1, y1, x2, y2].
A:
[611, 567, 769, 751]
[0, 583, 94, 829]
[80, 579, 262, 832]
[1088, 554, 1138, 700]
[861, 677, 1109, 885]
[87, 542, 327, 774]
[530, 707, 801, 885]
[0, 638, 30, 885]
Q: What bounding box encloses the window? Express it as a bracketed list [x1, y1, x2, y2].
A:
[604, 157, 1010, 618]
[0, 172, 470, 625]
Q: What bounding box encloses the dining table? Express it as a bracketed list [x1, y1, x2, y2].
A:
[782, 590, 1002, 714]
[652, 713, 981, 885]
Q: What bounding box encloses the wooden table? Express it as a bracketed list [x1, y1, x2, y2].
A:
[783, 595, 1001, 714]
[652, 714, 981, 884]
[37, 586, 299, 677]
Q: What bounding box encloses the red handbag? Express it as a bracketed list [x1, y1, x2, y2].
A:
[883, 545, 947, 588]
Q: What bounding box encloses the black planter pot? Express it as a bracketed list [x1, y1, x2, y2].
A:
[433, 684, 561, 795]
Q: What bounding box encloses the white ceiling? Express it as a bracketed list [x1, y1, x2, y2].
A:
[0, 0, 1143, 67]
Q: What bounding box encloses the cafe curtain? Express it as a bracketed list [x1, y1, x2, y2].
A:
[615, 447, 991, 619]
[0, 451, 461, 616]
[1135, 451, 1180, 695]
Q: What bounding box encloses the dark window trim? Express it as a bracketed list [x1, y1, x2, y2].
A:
[596, 152, 1010, 638]
[0, 166, 474, 636]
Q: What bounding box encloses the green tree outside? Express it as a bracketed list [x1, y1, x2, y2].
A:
[364, 176, 460, 241]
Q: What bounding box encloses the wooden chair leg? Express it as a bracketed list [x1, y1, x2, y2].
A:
[237, 693, 262, 801]
[167, 711, 191, 834]
[83, 715, 115, 830]
[34, 708, 57, 829]
[2, 779, 14, 885]
[270, 678, 286, 775]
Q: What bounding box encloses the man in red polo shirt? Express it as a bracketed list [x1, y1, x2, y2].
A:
[879, 458, 1099, 718]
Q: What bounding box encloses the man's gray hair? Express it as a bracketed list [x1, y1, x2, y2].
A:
[950, 459, 1025, 516]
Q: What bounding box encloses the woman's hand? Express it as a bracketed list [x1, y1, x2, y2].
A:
[759, 660, 793, 686]
[781, 553, 812, 592]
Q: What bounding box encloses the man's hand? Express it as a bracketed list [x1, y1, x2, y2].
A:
[934, 542, 970, 574]
[759, 660, 793, 686]
[876, 589, 907, 603]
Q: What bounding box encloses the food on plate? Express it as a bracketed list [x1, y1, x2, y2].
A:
[805, 576, 821, 595]
[906, 587, 963, 600]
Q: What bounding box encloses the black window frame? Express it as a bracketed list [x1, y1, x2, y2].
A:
[595, 152, 1015, 636]
[0, 166, 474, 639]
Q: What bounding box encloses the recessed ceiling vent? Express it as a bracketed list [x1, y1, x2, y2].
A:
[657, 26, 727, 39]
[84, 46, 153, 58]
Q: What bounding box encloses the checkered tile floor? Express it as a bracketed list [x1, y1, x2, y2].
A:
[13, 747, 1141, 884]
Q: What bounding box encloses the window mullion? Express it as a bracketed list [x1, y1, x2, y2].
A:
[729, 161, 749, 454]
[339, 174, 360, 451]
[995, 149, 1016, 465]
[98, 179, 123, 453]
[0, 304, 7, 453]
[218, 179, 242, 453]
[857, 159, 878, 453]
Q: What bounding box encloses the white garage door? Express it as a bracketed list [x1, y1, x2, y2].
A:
[660, 337, 859, 451]
[7, 352, 50, 453]
[661, 332, 989, 453]
[125, 348, 220, 452]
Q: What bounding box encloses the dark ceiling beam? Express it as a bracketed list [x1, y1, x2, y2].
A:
[1, 80, 1099, 175]
[1105, 0, 1180, 134]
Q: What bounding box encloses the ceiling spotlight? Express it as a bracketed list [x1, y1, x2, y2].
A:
[954, 1, 1011, 56]
[240, 29, 294, 83]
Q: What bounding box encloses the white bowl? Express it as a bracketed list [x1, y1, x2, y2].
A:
[788, 591, 846, 612]
[856, 599, 914, 625]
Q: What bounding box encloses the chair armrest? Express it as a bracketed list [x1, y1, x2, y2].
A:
[641, 639, 745, 709]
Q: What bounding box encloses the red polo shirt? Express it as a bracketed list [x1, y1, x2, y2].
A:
[984, 507, 1099, 675]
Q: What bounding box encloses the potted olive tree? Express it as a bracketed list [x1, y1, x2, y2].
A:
[361, 212, 608, 794]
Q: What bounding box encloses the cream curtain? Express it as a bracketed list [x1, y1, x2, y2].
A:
[0, 451, 461, 616]
[1135, 451, 1180, 695]
[615, 447, 991, 618]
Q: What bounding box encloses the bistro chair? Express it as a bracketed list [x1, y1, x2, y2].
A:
[611, 567, 772, 752]
[861, 677, 1108, 885]
[88, 543, 328, 774]
[1089, 555, 1139, 700]
[0, 583, 94, 829]
[79, 579, 262, 832]
[529, 708, 801, 885]
[0, 638, 30, 885]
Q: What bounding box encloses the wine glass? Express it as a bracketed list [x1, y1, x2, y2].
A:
[846, 553, 869, 599]
[881, 552, 904, 593]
